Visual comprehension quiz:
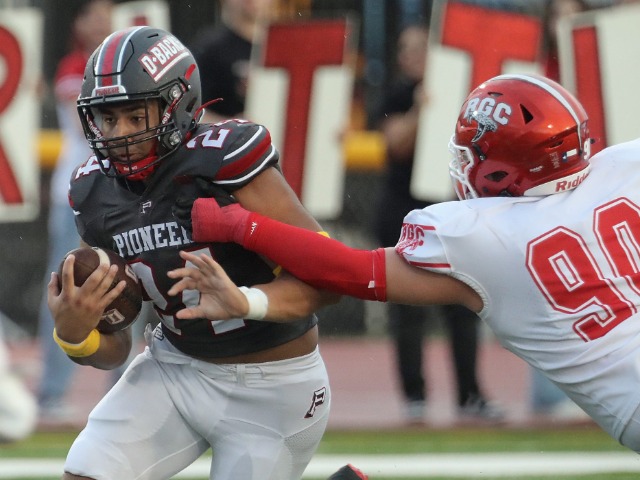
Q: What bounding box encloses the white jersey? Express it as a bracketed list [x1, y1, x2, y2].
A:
[397, 138, 640, 442]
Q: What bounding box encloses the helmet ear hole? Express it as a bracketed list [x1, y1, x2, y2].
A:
[485, 171, 508, 183]
[185, 97, 197, 114]
[520, 105, 534, 124]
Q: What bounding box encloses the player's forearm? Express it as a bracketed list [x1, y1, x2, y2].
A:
[255, 273, 340, 322]
[242, 213, 387, 301]
[189, 199, 388, 301]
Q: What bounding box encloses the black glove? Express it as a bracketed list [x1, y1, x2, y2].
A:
[172, 177, 235, 232]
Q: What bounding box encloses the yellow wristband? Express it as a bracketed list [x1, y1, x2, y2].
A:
[53, 328, 101, 357]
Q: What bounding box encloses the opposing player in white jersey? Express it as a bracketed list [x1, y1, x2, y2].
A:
[169, 73, 640, 452]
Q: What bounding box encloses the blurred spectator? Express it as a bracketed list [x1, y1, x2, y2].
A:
[0, 318, 36, 443]
[189, 0, 273, 123]
[541, 0, 592, 81]
[372, 23, 503, 424]
[36, 0, 114, 425]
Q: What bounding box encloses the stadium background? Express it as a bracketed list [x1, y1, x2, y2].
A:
[0, 0, 619, 341]
[4, 2, 640, 477]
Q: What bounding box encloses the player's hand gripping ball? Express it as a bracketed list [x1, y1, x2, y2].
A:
[57, 247, 143, 333]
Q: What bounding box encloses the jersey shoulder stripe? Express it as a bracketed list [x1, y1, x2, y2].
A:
[217, 125, 272, 179]
[213, 122, 279, 187]
[216, 145, 277, 186]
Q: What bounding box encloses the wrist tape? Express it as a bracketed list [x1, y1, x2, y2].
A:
[53, 328, 101, 357]
[238, 286, 269, 320]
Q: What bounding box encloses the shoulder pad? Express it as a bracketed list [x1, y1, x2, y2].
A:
[189, 120, 279, 188]
[68, 156, 104, 211]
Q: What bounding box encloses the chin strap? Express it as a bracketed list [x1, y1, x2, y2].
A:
[114, 143, 160, 181]
[125, 155, 159, 181]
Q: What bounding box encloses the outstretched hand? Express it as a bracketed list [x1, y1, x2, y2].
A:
[167, 250, 249, 320]
[172, 177, 239, 235]
[190, 198, 252, 244]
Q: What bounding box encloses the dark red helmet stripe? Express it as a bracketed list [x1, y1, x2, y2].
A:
[95, 27, 145, 88]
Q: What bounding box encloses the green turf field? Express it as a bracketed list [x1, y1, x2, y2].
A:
[0, 426, 637, 479]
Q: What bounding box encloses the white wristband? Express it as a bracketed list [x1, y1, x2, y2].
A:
[238, 286, 269, 320]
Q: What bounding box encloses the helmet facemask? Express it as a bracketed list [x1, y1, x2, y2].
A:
[79, 81, 190, 181]
[449, 136, 480, 200]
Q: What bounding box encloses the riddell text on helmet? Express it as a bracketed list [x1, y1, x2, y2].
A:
[555, 169, 589, 193]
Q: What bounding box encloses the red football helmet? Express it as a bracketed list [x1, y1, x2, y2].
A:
[449, 74, 592, 199]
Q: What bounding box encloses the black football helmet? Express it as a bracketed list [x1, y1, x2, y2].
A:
[77, 26, 202, 180]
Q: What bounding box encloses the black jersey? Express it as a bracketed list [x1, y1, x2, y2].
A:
[68, 120, 317, 358]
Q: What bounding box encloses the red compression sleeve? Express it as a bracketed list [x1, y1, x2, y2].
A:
[242, 212, 387, 301]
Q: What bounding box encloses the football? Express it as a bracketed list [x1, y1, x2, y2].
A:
[57, 247, 143, 333]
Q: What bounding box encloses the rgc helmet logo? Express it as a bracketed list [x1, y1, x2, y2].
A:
[463, 96, 512, 142]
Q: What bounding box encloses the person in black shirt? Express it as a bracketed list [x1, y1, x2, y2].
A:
[374, 23, 503, 424]
[190, 0, 271, 122]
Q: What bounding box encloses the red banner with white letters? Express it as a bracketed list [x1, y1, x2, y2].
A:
[246, 18, 355, 219]
[412, 1, 543, 201]
[0, 9, 43, 222]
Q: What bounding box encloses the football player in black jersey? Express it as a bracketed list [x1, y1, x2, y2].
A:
[47, 26, 340, 480]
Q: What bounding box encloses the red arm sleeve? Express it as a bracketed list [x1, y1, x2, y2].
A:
[243, 212, 387, 301]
